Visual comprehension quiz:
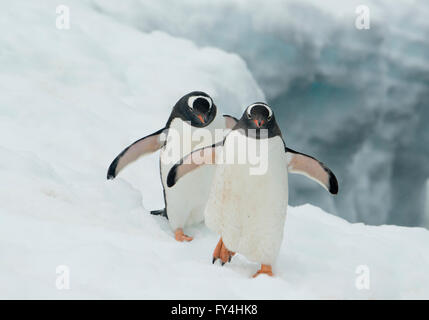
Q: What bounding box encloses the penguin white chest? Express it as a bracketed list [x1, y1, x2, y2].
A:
[160, 118, 222, 229]
[205, 132, 289, 265]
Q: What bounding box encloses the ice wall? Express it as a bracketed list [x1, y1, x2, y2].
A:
[93, 0, 429, 226]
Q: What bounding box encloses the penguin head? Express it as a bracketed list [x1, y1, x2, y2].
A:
[243, 103, 274, 129]
[169, 91, 217, 128]
[237, 103, 281, 138]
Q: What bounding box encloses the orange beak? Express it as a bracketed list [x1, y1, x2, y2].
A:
[197, 114, 205, 124]
[253, 119, 264, 128]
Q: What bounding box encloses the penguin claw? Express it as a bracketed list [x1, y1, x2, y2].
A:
[212, 237, 223, 264]
[252, 265, 273, 278]
[212, 237, 235, 266]
[174, 228, 193, 242]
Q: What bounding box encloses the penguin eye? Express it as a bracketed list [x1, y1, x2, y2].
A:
[265, 105, 273, 121]
[246, 105, 254, 119]
[266, 106, 273, 121]
[188, 96, 212, 110]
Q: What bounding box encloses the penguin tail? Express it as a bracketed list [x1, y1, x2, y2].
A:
[150, 208, 168, 219]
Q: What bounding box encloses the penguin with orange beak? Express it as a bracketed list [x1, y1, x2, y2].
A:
[107, 91, 235, 241]
[167, 103, 338, 276]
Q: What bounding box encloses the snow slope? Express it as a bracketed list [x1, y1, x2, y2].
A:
[2, 202, 429, 299]
[1, 1, 429, 299]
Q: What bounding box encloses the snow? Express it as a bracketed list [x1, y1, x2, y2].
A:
[1, 0, 429, 299]
[425, 180, 429, 229]
[3, 200, 429, 299]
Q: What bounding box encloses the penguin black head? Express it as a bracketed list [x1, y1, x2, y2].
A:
[167, 91, 217, 128]
[236, 102, 281, 138]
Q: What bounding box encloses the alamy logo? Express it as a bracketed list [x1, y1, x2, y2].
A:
[56, 5, 70, 30]
[161, 123, 269, 175]
[355, 265, 370, 290]
[355, 5, 370, 30]
[56, 265, 70, 290]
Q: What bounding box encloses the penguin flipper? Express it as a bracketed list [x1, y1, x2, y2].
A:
[223, 114, 239, 129]
[107, 128, 166, 179]
[285, 147, 338, 195]
[167, 142, 222, 188]
[150, 208, 168, 219]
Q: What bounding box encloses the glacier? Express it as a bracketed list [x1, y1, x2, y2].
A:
[92, 0, 429, 227]
[1, 0, 429, 299]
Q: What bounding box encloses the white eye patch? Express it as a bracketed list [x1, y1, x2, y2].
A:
[187, 95, 212, 110]
[246, 103, 273, 119]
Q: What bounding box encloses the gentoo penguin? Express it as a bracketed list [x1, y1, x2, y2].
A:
[107, 91, 234, 242]
[167, 103, 338, 276]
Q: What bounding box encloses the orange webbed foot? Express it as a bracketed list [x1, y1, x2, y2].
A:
[252, 264, 273, 278]
[212, 238, 235, 265]
[175, 228, 193, 242]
